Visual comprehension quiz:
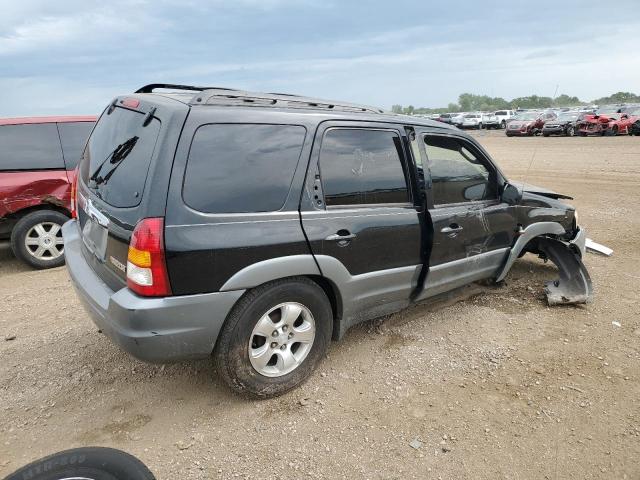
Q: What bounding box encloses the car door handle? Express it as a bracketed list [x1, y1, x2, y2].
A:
[441, 224, 463, 233]
[325, 231, 357, 241]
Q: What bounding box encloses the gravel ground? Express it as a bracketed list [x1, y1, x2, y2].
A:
[1, 131, 639, 479]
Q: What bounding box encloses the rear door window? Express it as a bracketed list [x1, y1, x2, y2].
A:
[319, 128, 409, 206]
[80, 107, 160, 208]
[183, 124, 306, 213]
[0, 124, 64, 171]
[58, 122, 94, 169]
[423, 135, 497, 205]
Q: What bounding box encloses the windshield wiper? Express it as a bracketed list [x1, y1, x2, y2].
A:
[89, 136, 139, 187]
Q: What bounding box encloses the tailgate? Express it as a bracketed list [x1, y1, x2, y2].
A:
[76, 96, 189, 291]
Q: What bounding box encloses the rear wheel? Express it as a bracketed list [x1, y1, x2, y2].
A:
[214, 277, 332, 398]
[10, 210, 68, 269]
[3, 447, 156, 480]
[501, 120, 506, 129]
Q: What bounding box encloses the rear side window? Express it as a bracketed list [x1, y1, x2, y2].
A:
[58, 122, 94, 169]
[423, 135, 496, 205]
[183, 124, 306, 213]
[0, 124, 64, 171]
[319, 128, 409, 206]
[80, 107, 160, 208]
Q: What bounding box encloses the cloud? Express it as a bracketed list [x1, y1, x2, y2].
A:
[1, 1, 639, 116]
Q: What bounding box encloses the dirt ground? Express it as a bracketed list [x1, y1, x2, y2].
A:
[1, 130, 639, 479]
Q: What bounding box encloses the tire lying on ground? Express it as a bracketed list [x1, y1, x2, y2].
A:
[2, 447, 156, 480]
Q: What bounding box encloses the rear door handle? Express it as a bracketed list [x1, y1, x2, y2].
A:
[441, 224, 463, 233]
[325, 231, 356, 241]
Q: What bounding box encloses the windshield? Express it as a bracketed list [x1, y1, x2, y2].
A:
[597, 106, 621, 115]
[80, 106, 161, 208]
[557, 113, 580, 121]
[514, 112, 538, 121]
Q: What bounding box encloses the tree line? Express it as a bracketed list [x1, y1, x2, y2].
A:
[391, 91, 640, 115]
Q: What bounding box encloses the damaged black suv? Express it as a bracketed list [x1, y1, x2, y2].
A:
[63, 84, 592, 397]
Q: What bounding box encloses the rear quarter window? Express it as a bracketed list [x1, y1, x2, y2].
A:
[183, 124, 306, 213]
[58, 122, 95, 169]
[0, 124, 64, 171]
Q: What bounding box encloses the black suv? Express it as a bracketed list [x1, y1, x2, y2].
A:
[63, 84, 592, 397]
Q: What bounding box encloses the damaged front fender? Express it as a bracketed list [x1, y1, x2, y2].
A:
[537, 237, 593, 305]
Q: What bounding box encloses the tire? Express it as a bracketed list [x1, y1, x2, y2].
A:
[3, 447, 156, 480]
[10, 210, 69, 269]
[567, 126, 575, 137]
[501, 120, 506, 129]
[608, 125, 618, 136]
[214, 277, 332, 398]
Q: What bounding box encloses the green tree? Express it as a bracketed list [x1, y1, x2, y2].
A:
[591, 91, 640, 105]
[553, 94, 582, 107]
[391, 104, 403, 113]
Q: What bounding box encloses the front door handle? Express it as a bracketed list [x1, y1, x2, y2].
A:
[325, 230, 357, 242]
[441, 224, 463, 233]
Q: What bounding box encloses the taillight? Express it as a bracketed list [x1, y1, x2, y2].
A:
[70, 168, 79, 219]
[126, 217, 172, 297]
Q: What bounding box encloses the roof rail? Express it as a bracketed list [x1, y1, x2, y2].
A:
[135, 83, 239, 94]
[193, 88, 385, 114]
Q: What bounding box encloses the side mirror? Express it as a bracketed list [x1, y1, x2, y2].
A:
[501, 182, 522, 205]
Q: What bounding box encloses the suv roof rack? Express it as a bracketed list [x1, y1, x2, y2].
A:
[136, 83, 385, 114]
[193, 88, 385, 114]
[135, 83, 240, 94]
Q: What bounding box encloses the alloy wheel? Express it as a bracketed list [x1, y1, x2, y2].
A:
[24, 222, 64, 261]
[248, 302, 315, 377]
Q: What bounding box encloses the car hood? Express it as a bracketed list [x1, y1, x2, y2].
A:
[511, 181, 573, 200]
[545, 120, 573, 126]
[509, 120, 533, 128]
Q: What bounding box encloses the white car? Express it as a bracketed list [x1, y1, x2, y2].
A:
[482, 112, 499, 129]
[494, 110, 516, 128]
[460, 113, 484, 129]
[450, 112, 467, 126]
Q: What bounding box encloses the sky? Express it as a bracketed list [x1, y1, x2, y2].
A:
[1, 0, 639, 116]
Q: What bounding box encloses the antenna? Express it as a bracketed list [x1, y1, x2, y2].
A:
[519, 146, 538, 206]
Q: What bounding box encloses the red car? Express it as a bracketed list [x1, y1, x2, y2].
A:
[505, 111, 557, 136]
[0, 116, 96, 268]
[577, 112, 637, 136]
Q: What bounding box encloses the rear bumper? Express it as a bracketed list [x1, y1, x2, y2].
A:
[62, 220, 245, 363]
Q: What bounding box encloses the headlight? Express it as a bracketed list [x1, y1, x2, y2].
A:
[574, 210, 579, 228]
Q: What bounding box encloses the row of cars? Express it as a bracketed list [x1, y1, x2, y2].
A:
[508, 105, 640, 137]
[432, 105, 640, 137]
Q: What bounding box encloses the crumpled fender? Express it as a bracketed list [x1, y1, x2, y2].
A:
[537, 237, 593, 305]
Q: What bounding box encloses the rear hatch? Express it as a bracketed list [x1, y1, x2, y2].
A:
[75, 95, 189, 291]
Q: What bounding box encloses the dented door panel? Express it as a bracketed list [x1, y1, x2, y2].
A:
[0, 170, 72, 218]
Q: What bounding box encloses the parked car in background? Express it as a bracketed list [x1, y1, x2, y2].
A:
[494, 110, 516, 129]
[481, 112, 499, 129]
[506, 111, 556, 136]
[63, 83, 591, 398]
[435, 113, 454, 124]
[577, 112, 637, 136]
[625, 107, 640, 136]
[542, 112, 584, 137]
[460, 113, 483, 129]
[450, 112, 466, 127]
[0, 116, 96, 268]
